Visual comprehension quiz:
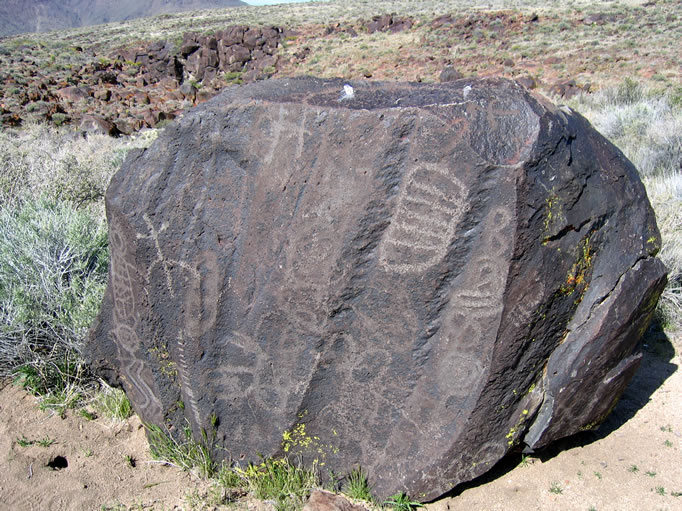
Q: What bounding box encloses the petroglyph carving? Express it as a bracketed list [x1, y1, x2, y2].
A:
[177, 332, 202, 429]
[139, 214, 200, 298]
[137, 213, 221, 431]
[379, 163, 468, 273]
[264, 105, 308, 170]
[114, 327, 162, 416]
[441, 205, 514, 385]
[108, 216, 163, 421]
[88, 77, 666, 502]
[214, 330, 290, 418]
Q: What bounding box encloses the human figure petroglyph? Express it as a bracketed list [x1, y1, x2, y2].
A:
[138, 214, 200, 299]
[263, 105, 308, 174]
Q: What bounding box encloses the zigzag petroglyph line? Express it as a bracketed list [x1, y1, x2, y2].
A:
[109, 216, 163, 420]
[177, 332, 202, 430]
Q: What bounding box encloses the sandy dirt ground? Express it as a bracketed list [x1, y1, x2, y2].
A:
[434, 328, 682, 511]
[0, 328, 679, 511]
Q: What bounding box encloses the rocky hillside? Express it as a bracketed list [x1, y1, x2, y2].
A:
[0, 0, 678, 136]
[0, 0, 245, 37]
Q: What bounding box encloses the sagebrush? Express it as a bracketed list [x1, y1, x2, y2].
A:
[0, 124, 156, 408]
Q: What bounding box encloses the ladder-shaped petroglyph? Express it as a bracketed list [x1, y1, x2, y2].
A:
[379, 163, 468, 274]
[449, 206, 513, 323]
[176, 331, 202, 430]
[109, 216, 163, 422]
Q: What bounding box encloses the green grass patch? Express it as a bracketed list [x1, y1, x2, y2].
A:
[343, 466, 374, 502]
[145, 422, 217, 479]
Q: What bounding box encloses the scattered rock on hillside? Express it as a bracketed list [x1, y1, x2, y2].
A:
[0, 23, 286, 132]
[582, 13, 618, 25]
[88, 77, 666, 501]
[365, 14, 414, 33]
[550, 79, 590, 99]
[439, 66, 464, 82]
[79, 114, 118, 136]
[516, 75, 538, 89]
[56, 85, 91, 102]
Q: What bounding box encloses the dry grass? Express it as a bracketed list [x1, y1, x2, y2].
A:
[0, 123, 157, 213]
[568, 82, 682, 330]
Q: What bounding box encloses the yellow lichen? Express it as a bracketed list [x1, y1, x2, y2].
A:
[560, 237, 594, 299]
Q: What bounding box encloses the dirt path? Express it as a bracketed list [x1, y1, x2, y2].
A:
[1, 330, 679, 511]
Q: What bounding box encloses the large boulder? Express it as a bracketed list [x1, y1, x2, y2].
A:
[87, 77, 666, 501]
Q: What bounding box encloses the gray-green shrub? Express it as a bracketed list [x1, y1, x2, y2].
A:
[0, 198, 109, 380]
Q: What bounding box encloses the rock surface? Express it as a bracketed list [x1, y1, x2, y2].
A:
[87, 77, 667, 501]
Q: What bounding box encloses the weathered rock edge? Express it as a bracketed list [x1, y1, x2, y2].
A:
[87, 77, 667, 501]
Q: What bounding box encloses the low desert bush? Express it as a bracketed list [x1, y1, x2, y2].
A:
[568, 79, 682, 179]
[0, 123, 157, 409]
[0, 198, 108, 382]
[646, 175, 682, 330]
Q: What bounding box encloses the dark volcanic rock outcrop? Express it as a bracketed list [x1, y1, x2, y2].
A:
[87, 77, 666, 501]
[0, 25, 284, 131]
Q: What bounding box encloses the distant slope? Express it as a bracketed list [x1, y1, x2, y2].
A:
[0, 0, 246, 37]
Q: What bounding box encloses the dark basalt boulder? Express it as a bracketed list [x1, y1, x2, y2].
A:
[87, 77, 667, 501]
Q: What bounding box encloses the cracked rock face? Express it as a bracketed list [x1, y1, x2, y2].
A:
[87, 77, 667, 501]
